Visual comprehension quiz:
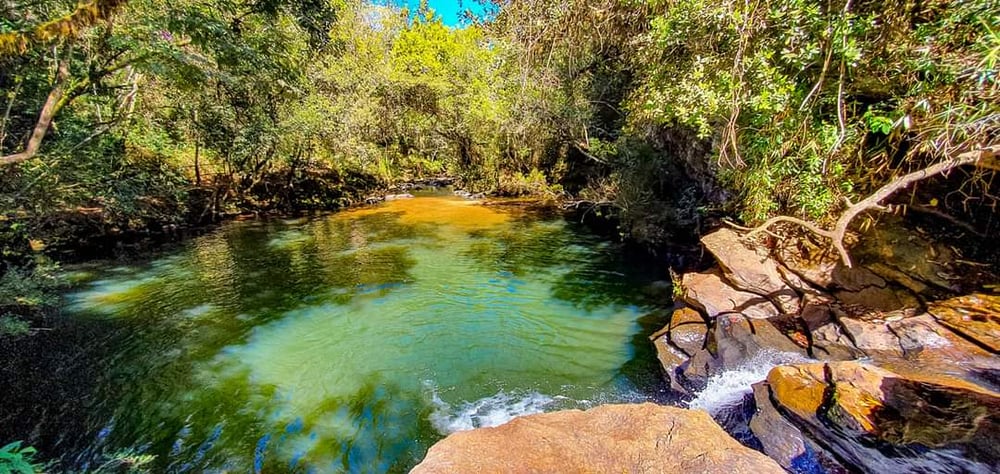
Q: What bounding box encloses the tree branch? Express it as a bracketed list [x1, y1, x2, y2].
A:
[0, 46, 75, 166]
[743, 145, 1000, 267]
[0, 0, 127, 56]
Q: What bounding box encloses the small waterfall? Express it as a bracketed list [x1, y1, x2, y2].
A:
[686, 349, 809, 414]
[429, 390, 559, 434]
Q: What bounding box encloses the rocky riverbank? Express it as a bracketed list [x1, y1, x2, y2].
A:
[415, 221, 999, 473]
[654, 224, 999, 472]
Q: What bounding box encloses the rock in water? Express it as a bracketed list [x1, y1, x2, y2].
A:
[749, 382, 847, 473]
[667, 307, 708, 356]
[411, 403, 784, 474]
[756, 361, 1000, 473]
[653, 307, 709, 394]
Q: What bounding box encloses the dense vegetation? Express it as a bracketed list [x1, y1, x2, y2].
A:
[0, 0, 997, 470]
[2, 0, 997, 324]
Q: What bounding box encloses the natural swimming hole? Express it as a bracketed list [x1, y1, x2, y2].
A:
[17, 196, 670, 472]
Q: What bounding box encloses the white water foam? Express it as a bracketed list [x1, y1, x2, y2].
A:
[429, 390, 560, 434]
[686, 349, 810, 414]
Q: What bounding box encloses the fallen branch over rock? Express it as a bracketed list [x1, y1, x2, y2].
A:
[743, 145, 1000, 267]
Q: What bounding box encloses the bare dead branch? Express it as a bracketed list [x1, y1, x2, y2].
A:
[743, 145, 999, 267]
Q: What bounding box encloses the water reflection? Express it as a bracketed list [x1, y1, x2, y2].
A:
[44, 197, 665, 472]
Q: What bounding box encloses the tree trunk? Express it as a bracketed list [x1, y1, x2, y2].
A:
[194, 141, 202, 186]
[0, 47, 74, 166]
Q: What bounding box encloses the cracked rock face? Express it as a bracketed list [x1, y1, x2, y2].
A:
[682, 269, 780, 319]
[701, 228, 801, 313]
[411, 403, 785, 474]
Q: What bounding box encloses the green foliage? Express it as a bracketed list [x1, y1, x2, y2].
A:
[0, 314, 30, 337]
[631, 0, 999, 223]
[0, 441, 42, 474]
[2, 0, 997, 251]
[497, 169, 564, 197]
[0, 260, 61, 310]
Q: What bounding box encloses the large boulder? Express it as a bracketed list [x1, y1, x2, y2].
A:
[774, 236, 840, 290]
[411, 403, 785, 474]
[712, 313, 807, 364]
[653, 307, 710, 393]
[682, 269, 779, 319]
[701, 229, 800, 313]
[667, 307, 708, 356]
[758, 361, 1000, 472]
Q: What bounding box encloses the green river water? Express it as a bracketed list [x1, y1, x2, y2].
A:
[22, 196, 669, 472]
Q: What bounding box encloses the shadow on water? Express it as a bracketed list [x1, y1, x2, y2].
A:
[0, 314, 123, 466]
[463, 215, 664, 311]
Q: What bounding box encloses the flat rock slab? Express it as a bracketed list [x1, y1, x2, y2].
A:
[836, 316, 904, 357]
[701, 229, 800, 313]
[683, 269, 779, 319]
[411, 403, 784, 474]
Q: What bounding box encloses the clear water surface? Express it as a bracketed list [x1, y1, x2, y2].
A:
[43, 196, 667, 472]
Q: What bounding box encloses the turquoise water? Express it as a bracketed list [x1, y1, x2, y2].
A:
[56, 196, 666, 472]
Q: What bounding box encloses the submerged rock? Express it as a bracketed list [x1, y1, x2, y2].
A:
[757, 361, 1000, 473]
[411, 403, 784, 474]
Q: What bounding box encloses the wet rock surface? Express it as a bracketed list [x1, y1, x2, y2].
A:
[748, 382, 848, 473]
[656, 225, 1000, 472]
[411, 403, 785, 474]
[757, 362, 1000, 473]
